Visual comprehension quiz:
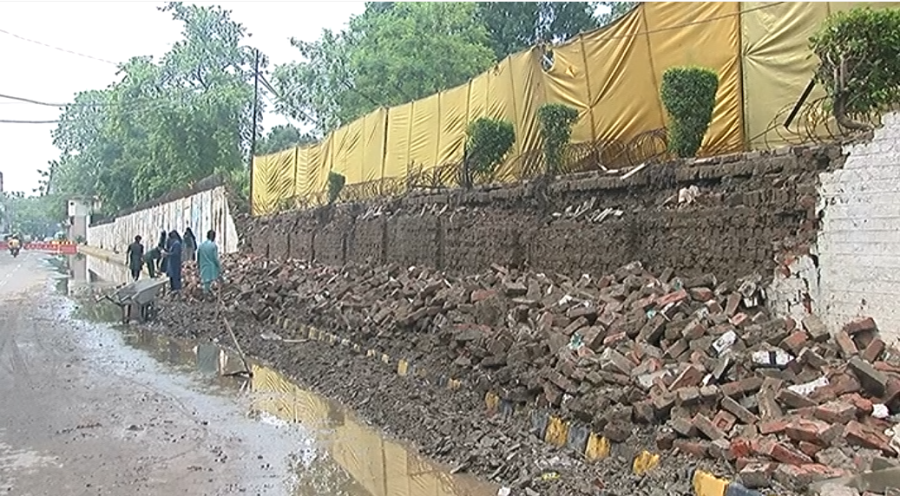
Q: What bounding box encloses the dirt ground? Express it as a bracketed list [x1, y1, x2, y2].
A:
[0, 252, 297, 496]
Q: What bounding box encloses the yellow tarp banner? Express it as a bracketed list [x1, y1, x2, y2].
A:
[251, 1, 900, 216]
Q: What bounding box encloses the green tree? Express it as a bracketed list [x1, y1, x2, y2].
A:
[1, 192, 64, 238]
[475, 2, 601, 59]
[273, 2, 494, 133]
[596, 2, 638, 27]
[256, 124, 316, 155]
[50, 1, 262, 214]
[810, 8, 900, 131]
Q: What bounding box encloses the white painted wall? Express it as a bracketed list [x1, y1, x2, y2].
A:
[87, 185, 239, 255]
[816, 111, 900, 344]
[769, 111, 900, 345]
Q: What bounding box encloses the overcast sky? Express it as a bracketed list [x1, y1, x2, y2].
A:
[0, 0, 366, 195]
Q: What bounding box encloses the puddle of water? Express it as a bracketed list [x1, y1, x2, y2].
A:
[64, 254, 500, 496]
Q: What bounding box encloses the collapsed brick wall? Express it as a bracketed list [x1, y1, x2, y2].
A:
[244, 145, 844, 283]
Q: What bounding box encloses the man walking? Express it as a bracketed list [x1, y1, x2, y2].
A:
[125, 235, 144, 281]
[197, 229, 222, 295]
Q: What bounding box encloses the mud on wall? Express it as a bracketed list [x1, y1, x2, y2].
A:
[88, 185, 239, 255]
[245, 144, 843, 285]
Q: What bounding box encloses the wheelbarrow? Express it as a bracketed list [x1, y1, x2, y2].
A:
[104, 278, 169, 324]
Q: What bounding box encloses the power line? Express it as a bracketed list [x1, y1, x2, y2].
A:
[0, 119, 58, 124]
[0, 27, 117, 66]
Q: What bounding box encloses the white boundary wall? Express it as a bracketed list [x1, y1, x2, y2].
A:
[87, 185, 239, 255]
[769, 111, 900, 344]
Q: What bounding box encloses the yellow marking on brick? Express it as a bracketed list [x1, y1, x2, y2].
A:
[692, 470, 728, 496]
[397, 360, 409, 376]
[544, 416, 569, 448]
[484, 391, 500, 413]
[366, 349, 376, 358]
[584, 433, 610, 462]
[381, 354, 390, 364]
[632, 450, 659, 475]
[448, 379, 461, 390]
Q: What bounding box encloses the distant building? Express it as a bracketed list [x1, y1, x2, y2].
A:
[0, 171, 4, 193]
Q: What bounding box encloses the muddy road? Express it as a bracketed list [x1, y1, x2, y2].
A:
[0, 251, 499, 496]
[0, 251, 292, 496]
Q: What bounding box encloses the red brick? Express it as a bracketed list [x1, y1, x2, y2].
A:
[814, 400, 856, 425]
[730, 313, 749, 327]
[835, 331, 858, 358]
[725, 292, 741, 316]
[845, 420, 898, 456]
[750, 436, 776, 458]
[603, 332, 627, 346]
[780, 330, 809, 354]
[729, 438, 752, 459]
[689, 287, 714, 302]
[673, 438, 709, 458]
[712, 410, 737, 434]
[862, 338, 886, 363]
[670, 364, 704, 390]
[785, 418, 841, 446]
[735, 457, 756, 471]
[830, 372, 863, 396]
[798, 441, 823, 458]
[657, 289, 688, 307]
[759, 419, 790, 435]
[771, 442, 814, 465]
[721, 396, 760, 425]
[709, 438, 735, 461]
[842, 392, 874, 416]
[883, 376, 900, 410]
[843, 317, 877, 336]
[777, 388, 817, 409]
[694, 413, 726, 441]
[705, 300, 724, 314]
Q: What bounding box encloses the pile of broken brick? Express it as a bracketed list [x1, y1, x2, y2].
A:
[181, 255, 900, 494]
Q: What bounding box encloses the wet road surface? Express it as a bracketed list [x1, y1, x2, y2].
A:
[0, 251, 498, 496]
[0, 251, 297, 495]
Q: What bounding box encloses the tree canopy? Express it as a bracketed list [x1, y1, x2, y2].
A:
[43, 1, 640, 214]
[272, 2, 637, 134]
[49, 2, 262, 214]
[256, 124, 317, 155]
[0, 191, 64, 239]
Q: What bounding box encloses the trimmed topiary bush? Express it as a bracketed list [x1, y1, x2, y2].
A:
[465, 117, 516, 182]
[327, 171, 345, 205]
[660, 66, 719, 158]
[537, 103, 579, 174]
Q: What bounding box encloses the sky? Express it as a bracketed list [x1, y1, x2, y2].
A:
[0, 0, 366, 195]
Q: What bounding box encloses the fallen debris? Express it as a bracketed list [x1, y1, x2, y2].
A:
[169, 255, 900, 494]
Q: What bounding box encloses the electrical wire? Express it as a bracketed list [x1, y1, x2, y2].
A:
[0, 27, 117, 66]
[0, 119, 58, 124]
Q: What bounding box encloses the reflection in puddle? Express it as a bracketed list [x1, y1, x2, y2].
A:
[65, 254, 499, 496]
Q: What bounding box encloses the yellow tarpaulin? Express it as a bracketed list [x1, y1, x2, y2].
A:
[252, 1, 900, 216]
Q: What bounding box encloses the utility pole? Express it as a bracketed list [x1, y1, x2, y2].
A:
[248, 48, 260, 209]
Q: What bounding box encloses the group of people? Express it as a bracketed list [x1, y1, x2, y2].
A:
[125, 227, 222, 293]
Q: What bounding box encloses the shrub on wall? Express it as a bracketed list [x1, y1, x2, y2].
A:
[810, 8, 900, 131]
[660, 66, 719, 158]
[538, 103, 579, 174]
[327, 171, 346, 205]
[464, 117, 516, 183]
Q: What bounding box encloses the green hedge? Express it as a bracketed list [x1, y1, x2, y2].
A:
[660, 66, 719, 158]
